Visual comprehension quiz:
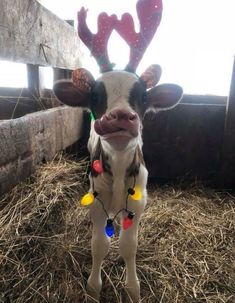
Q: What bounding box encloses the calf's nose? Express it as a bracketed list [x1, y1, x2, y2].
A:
[106, 108, 137, 122]
[94, 108, 139, 137]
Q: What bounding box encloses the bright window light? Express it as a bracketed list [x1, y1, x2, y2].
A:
[0, 61, 27, 87]
[39, 66, 53, 89]
[39, 0, 235, 96]
[2, 0, 235, 96]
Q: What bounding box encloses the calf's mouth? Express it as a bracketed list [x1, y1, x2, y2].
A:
[94, 109, 140, 149]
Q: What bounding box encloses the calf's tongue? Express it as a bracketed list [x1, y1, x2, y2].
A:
[94, 117, 139, 137]
[94, 119, 121, 136]
[94, 116, 140, 150]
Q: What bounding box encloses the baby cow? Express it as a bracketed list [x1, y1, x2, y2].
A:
[54, 67, 182, 302]
[53, 1, 183, 302]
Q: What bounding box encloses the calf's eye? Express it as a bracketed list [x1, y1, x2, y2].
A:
[91, 92, 98, 103]
[142, 92, 148, 104]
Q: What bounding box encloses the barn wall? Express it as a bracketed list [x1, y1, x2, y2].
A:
[143, 100, 226, 183]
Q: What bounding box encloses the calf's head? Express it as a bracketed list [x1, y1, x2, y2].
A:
[53, 0, 183, 151]
[53, 67, 182, 151]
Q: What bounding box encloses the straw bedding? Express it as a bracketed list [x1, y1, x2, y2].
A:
[0, 155, 234, 303]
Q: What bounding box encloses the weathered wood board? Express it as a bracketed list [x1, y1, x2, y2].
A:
[0, 87, 61, 119]
[0, 0, 83, 69]
[0, 107, 83, 195]
[221, 58, 235, 187]
[0, 97, 41, 119]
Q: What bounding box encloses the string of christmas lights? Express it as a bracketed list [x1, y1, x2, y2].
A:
[81, 159, 142, 238]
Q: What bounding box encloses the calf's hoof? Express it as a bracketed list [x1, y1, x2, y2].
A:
[125, 280, 140, 303]
[86, 282, 100, 303]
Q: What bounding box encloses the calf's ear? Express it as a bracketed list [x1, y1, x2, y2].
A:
[140, 64, 162, 89]
[53, 80, 91, 107]
[148, 83, 183, 110]
[53, 68, 95, 107]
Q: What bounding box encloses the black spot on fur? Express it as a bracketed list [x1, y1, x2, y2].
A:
[128, 81, 148, 118]
[90, 82, 107, 119]
[126, 146, 145, 178]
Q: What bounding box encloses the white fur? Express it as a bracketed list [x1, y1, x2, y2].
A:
[97, 71, 139, 112]
[87, 71, 148, 303]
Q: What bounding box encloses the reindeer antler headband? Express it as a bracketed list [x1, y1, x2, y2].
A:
[77, 0, 163, 73]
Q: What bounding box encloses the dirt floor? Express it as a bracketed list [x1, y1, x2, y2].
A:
[0, 155, 234, 303]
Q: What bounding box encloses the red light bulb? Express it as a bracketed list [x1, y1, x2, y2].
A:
[92, 160, 103, 174]
[122, 212, 135, 230]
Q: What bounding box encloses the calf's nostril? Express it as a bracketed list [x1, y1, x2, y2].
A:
[129, 112, 137, 121]
[106, 109, 138, 122]
[110, 112, 117, 120]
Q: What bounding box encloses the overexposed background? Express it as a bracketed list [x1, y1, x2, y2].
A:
[0, 0, 235, 95]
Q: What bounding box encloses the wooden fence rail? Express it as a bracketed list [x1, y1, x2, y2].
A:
[0, 0, 84, 194]
[0, 0, 83, 119]
[0, 0, 82, 69]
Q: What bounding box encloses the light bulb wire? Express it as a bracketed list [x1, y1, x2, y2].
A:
[90, 175, 137, 224]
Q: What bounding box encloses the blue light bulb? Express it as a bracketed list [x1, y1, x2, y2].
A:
[105, 219, 114, 237]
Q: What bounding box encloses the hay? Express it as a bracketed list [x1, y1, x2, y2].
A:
[0, 155, 234, 303]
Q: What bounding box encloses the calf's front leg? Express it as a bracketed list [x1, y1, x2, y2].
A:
[87, 210, 110, 302]
[119, 211, 143, 303]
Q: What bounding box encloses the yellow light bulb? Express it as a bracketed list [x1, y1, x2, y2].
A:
[131, 186, 142, 201]
[81, 192, 94, 206]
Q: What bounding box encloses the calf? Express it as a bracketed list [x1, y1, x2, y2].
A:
[53, 1, 183, 302]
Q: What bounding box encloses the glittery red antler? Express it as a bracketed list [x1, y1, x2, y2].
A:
[115, 0, 163, 72]
[77, 7, 117, 73]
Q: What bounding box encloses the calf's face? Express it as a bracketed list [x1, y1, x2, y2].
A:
[92, 71, 145, 150]
[53, 66, 183, 151]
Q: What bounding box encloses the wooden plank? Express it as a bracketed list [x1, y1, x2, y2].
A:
[0, 0, 82, 69]
[181, 94, 227, 105]
[27, 64, 40, 97]
[0, 87, 31, 97]
[0, 107, 83, 195]
[0, 96, 61, 120]
[0, 87, 58, 98]
[221, 57, 235, 187]
[0, 97, 41, 119]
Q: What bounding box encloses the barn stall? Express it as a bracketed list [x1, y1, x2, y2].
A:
[0, 0, 234, 302]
